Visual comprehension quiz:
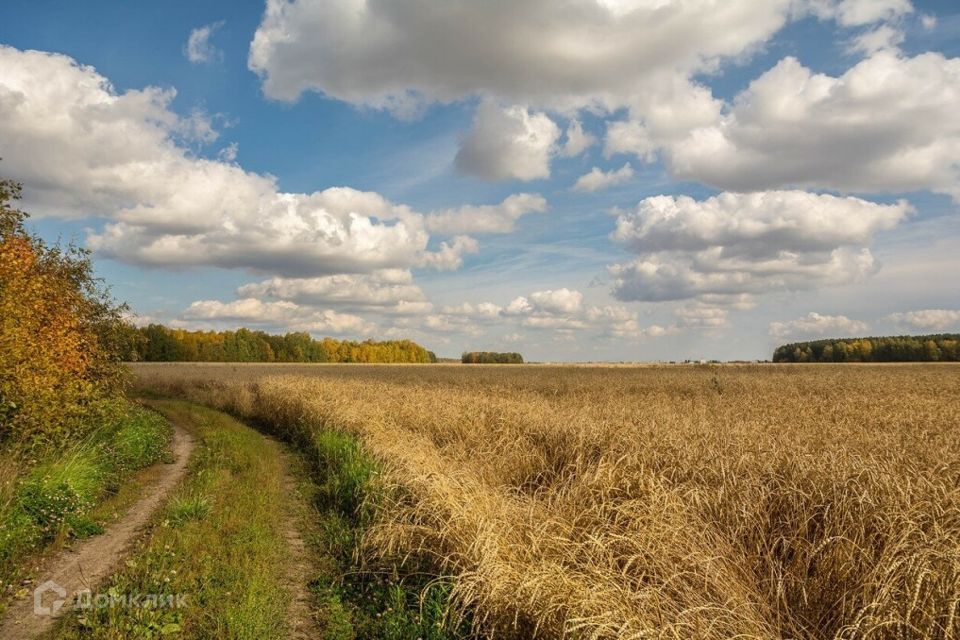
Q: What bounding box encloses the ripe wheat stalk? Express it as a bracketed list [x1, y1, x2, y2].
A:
[133, 363, 960, 639]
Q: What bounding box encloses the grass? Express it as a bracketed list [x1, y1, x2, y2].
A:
[52, 400, 295, 639]
[0, 401, 172, 610]
[133, 362, 960, 640]
[297, 426, 472, 639]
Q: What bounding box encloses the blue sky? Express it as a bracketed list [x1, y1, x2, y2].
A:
[1, 0, 959, 360]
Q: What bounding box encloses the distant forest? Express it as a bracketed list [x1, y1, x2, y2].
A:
[134, 325, 437, 363]
[462, 351, 524, 364]
[773, 334, 960, 363]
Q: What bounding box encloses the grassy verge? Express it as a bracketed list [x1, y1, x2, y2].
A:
[259, 418, 472, 639]
[0, 401, 172, 611]
[136, 388, 471, 638]
[51, 400, 299, 639]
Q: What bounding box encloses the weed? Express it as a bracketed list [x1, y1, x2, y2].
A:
[0, 401, 171, 590]
[168, 493, 211, 527]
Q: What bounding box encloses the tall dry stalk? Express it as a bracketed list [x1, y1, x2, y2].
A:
[133, 363, 960, 639]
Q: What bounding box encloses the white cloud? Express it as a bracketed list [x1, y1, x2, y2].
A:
[674, 304, 730, 330]
[609, 191, 912, 301]
[247, 0, 799, 112]
[808, 0, 913, 27]
[666, 51, 960, 200]
[559, 119, 595, 157]
[586, 305, 673, 339]
[416, 236, 480, 271]
[415, 289, 673, 342]
[441, 302, 504, 319]
[572, 163, 634, 193]
[425, 193, 547, 234]
[218, 142, 239, 162]
[0, 46, 514, 280]
[180, 298, 375, 335]
[455, 103, 560, 181]
[885, 309, 960, 331]
[185, 21, 225, 64]
[612, 191, 909, 255]
[237, 269, 429, 313]
[847, 24, 904, 55]
[604, 119, 658, 161]
[89, 187, 435, 276]
[525, 288, 584, 315]
[769, 312, 870, 339]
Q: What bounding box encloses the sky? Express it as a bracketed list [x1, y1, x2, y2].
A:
[1, 0, 958, 361]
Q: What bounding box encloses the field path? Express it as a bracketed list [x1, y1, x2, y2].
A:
[278, 450, 322, 639]
[0, 418, 194, 640]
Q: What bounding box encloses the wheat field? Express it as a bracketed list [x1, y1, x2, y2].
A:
[132, 363, 960, 639]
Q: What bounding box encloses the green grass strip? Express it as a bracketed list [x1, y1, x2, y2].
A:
[0, 400, 172, 605]
[52, 400, 295, 639]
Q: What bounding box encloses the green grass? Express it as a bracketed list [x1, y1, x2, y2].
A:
[296, 426, 472, 639]
[0, 401, 172, 605]
[51, 400, 300, 639]
[40, 396, 471, 638]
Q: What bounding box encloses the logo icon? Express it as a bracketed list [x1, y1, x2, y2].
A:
[33, 580, 67, 616]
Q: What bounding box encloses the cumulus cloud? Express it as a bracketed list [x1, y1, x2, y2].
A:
[180, 298, 375, 335]
[674, 304, 730, 330]
[0, 46, 522, 280]
[88, 187, 435, 276]
[185, 21, 225, 64]
[559, 120, 595, 157]
[506, 288, 584, 316]
[769, 312, 870, 339]
[237, 269, 430, 313]
[572, 163, 634, 193]
[612, 191, 909, 255]
[609, 191, 912, 302]
[808, 0, 913, 27]
[455, 103, 560, 181]
[604, 119, 659, 161]
[886, 309, 960, 331]
[425, 193, 547, 234]
[847, 24, 904, 55]
[247, 0, 800, 112]
[441, 302, 504, 319]
[585, 305, 673, 339]
[417, 236, 480, 271]
[665, 51, 960, 200]
[401, 288, 673, 342]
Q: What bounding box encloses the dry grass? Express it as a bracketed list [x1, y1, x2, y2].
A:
[132, 363, 960, 639]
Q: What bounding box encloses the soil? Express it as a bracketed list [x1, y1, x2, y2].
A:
[0, 421, 195, 640]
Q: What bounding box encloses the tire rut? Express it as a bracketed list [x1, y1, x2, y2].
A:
[0, 420, 194, 640]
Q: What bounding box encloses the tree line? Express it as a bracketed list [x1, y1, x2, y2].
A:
[461, 351, 524, 364]
[773, 334, 960, 363]
[134, 324, 438, 363]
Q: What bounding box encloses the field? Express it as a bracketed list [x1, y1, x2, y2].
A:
[132, 363, 960, 639]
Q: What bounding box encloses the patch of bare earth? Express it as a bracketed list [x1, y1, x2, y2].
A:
[279, 450, 322, 639]
[0, 421, 194, 640]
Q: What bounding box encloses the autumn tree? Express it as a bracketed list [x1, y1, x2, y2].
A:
[0, 176, 129, 448]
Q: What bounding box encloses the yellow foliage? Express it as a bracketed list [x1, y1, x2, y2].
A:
[0, 178, 124, 448]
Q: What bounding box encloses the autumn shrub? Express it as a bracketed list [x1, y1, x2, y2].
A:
[0, 176, 132, 450]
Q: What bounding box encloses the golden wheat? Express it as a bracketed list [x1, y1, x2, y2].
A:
[132, 363, 960, 639]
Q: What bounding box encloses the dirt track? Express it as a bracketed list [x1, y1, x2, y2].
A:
[0, 420, 194, 640]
